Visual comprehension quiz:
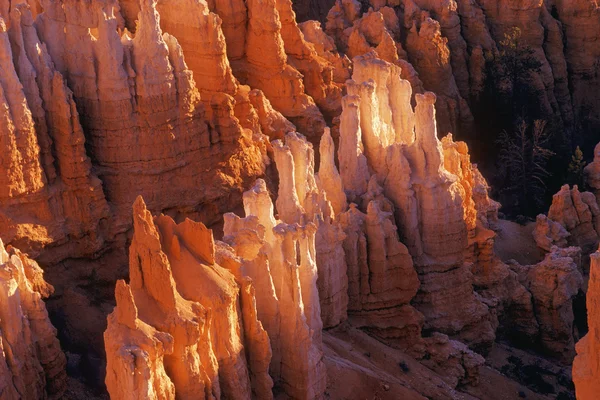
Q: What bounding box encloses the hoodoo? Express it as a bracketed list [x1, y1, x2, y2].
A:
[0, 0, 599, 398]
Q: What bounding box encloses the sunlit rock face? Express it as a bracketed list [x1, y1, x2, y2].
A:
[105, 197, 272, 400]
[0, 0, 269, 263]
[1, 0, 596, 397]
[0, 240, 67, 399]
[0, 7, 109, 261]
[30, 0, 266, 228]
[337, 52, 495, 351]
[574, 250, 600, 400]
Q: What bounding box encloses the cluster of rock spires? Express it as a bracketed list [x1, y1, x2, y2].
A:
[105, 51, 591, 397]
[0, 0, 600, 398]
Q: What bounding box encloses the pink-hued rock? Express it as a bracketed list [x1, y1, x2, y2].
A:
[573, 249, 600, 399]
[533, 214, 570, 252]
[546, 185, 600, 253]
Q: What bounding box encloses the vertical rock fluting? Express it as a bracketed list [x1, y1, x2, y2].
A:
[105, 196, 273, 399]
[224, 132, 342, 398]
[573, 249, 600, 399]
[0, 240, 67, 399]
[197, 0, 330, 143]
[151, 0, 295, 142]
[32, 0, 265, 228]
[0, 8, 109, 260]
[224, 202, 328, 397]
[339, 52, 495, 351]
[323, 0, 600, 144]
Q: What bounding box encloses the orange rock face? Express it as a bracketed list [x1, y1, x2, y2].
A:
[0, 7, 109, 261]
[0, 240, 66, 399]
[573, 249, 600, 400]
[105, 197, 272, 399]
[1, 0, 597, 398]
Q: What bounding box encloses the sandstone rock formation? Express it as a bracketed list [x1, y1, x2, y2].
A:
[33, 0, 265, 226]
[573, 248, 600, 399]
[0, 0, 595, 397]
[533, 214, 570, 252]
[534, 185, 600, 255]
[0, 239, 67, 399]
[510, 246, 583, 361]
[0, 6, 109, 261]
[337, 51, 495, 351]
[105, 197, 273, 399]
[584, 141, 600, 203]
[223, 179, 328, 398]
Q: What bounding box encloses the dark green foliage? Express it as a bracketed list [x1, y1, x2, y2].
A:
[567, 146, 587, 188]
[497, 120, 555, 216]
[399, 361, 410, 373]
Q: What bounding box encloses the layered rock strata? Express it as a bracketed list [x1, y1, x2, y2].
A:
[0, 6, 109, 260]
[22, 0, 263, 231]
[0, 239, 67, 399]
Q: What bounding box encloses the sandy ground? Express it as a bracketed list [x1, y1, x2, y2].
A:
[494, 219, 545, 265]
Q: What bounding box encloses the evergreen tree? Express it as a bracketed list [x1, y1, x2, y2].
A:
[568, 146, 587, 188]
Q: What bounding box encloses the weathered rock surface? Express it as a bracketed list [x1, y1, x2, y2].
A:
[573, 249, 600, 399]
[0, 7, 109, 261]
[0, 239, 67, 399]
[224, 132, 336, 398]
[510, 246, 583, 361]
[338, 52, 494, 351]
[541, 185, 600, 254]
[0, 0, 594, 398]
[105, 197, 273, 399]
[584, 141, 600, 203]
[533, 214, 570, 252]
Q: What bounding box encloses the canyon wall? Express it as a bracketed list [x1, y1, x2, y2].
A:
[0, 0, 597, 398]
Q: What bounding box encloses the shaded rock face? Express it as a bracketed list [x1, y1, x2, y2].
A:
[105, 197, 273, 400]
[0, 239, 67, 399]
[534, 184, 600, 255]
[510, 247, 583, 362]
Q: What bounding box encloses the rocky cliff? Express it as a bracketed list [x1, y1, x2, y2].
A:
[0, 0, 597, 398]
